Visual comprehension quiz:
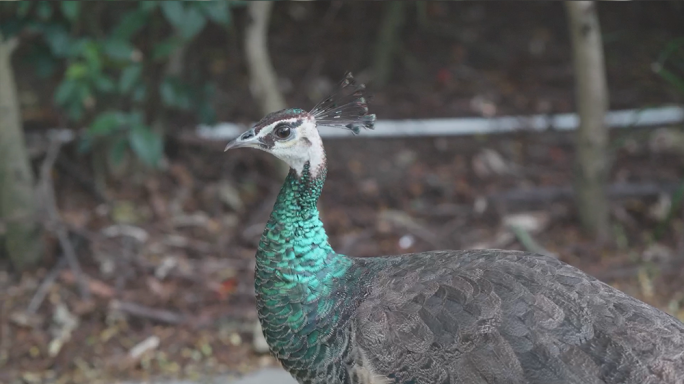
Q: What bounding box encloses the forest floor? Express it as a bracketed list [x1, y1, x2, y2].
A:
[2, 127, 683, 384]
[2, 2, 684, 383]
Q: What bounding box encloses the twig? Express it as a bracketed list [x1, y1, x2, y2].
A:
[109, 300, 185, 324]
[39, 139, 90, 300]
[27, 258, 68, 314]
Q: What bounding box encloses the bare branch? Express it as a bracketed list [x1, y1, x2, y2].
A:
[38, 139, 90, 300]
[27, 258, 68, 314]
[109, 300, 185, 324]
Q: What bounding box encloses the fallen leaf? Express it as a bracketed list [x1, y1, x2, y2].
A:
[129, 335, 160, 359]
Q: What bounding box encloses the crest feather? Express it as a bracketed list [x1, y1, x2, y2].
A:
[310, 72, 376, 134]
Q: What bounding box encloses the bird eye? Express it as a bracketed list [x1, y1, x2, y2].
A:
[274, 124, 292, 139]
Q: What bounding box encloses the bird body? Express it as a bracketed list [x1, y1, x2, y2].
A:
[225, 73, 684, 384]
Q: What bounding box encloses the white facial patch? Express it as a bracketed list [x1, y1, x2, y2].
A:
[255, 116, 326, 177]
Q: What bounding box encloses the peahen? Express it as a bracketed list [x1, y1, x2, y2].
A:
[225, 73, 684, 384]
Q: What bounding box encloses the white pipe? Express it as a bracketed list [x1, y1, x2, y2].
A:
[197, 105, 684, 140]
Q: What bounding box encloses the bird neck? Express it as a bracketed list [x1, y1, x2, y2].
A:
[257, 161, 346, 273]
[255, 161, 354, 365]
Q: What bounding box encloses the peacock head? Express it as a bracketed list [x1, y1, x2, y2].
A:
[225, 73, 376, 176]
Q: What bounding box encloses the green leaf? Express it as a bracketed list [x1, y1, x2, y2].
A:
[132, 84, 147, 102]
[139, 1, 159, 13]
[82, 41, 102, 72]
[25, 47, 58, 78]
[60, 1, 80, 21]
[160, 2, 185, 28]
[67, 104, 83, 121]
[77, 135, 93, 153]
[65, 62, 88, 79]
[36, 1, 53, 20]
[656, 67, 684, 95]
[159, 80, 175, 107]
[17, 2, 32, 18]
[127, 110, 144, 126]
[103, 38, 135, 61]
[54, 79, 78, 106]
[161, 1, 206, 39]
[76, 82, 92, 106]
[198, 101, 217, 125]
[198, 84, 217, 124]
[108, 137, 129, 167]
[67, 37, 92, 58]
[655, 39, 684, 96]
[160, 78, 192, 110]
[227, 1, 249, 8]
[178, 6, 207, 39]
[0, 19, 23, 37]
[129, 124, 163, 167]
[112, 9, 148, 40]
[90, 111, 127, 135]
[57, 82, 90, 120]
[199, 1, 232, 26]
[119, 64, 143, 94]
[94, 75, 116, 93]
[41, 24, 72, 57]
[152, 36, 182, 61]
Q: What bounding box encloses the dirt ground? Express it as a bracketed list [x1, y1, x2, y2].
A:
[2, 2, 684, 383]
[2, 127, 683, 384]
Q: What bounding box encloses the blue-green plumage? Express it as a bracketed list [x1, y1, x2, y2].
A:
[255, 163, 366, 382]
[227, 73, 684, 384]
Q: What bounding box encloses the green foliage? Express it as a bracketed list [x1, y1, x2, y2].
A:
[80, 110, 162, 168]
[5, 0, 235, 170]
[111, 8, 148, 40]
[59, 1, 80, 22]
[198, 1, 232, 26]
[161, 2, 207, 40]
[653, 38, 684, 239]
[654, 37, 684, 96]
[119, 64, 142, 94]
[129, 123, 164, 168]
[152, 36, 184, 61]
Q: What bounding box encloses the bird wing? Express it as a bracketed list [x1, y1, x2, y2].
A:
[353, 250, 684, 384]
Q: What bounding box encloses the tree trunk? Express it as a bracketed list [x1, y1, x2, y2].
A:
[0, 34, 44, 270]
[245, 1, 286, 115]
[245, 1, 288, 178]
[565, 1, 611, 242]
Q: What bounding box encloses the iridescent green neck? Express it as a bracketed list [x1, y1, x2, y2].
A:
[255, 162, 349, 279]
[255, 162, 353, 366]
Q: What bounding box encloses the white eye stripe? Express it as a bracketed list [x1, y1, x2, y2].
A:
[257, 118, 302, 138]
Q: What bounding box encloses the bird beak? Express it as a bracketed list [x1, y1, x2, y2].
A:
[224, 128, 258, 151]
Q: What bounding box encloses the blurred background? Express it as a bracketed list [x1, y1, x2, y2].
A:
[1, 1, 684, 383]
